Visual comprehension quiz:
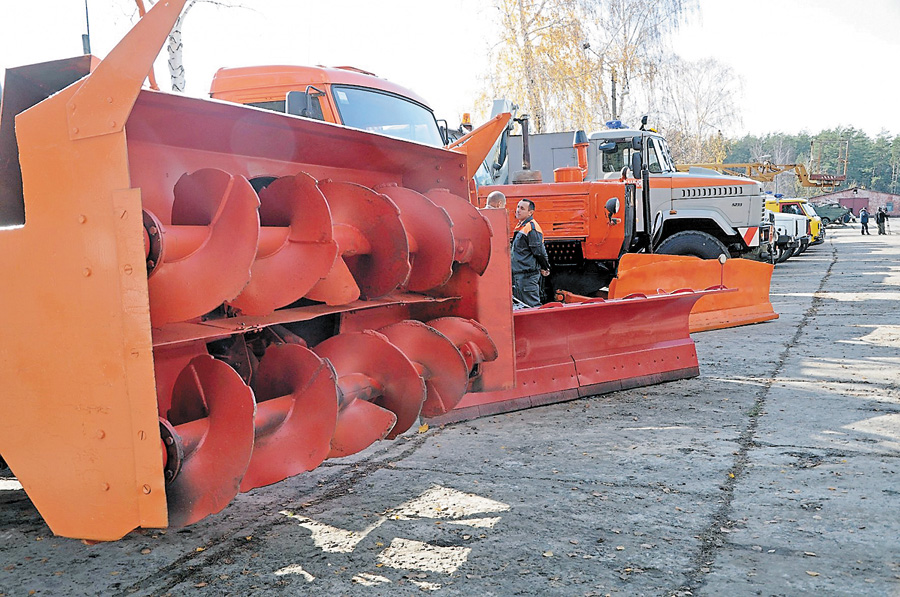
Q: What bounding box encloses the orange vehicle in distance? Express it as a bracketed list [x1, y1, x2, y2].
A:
[210, 65, 446, 148]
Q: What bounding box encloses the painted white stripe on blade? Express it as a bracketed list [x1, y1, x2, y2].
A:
[378, 538, 471, 574]
[280, 510, 386, 553]
[352, 573, 391, 586]
[445, 517, 502, 529]
[273, 564, 315, 581]
[392, 485, 510, 520]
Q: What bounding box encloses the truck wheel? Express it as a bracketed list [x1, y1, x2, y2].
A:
[821, 217, 831, 226]
[775, 245, 793, 264]
[655, 231, 730, 260]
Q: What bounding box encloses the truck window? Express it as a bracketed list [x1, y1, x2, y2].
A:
[331, 86, 444, 147]
[655, 137, 676, 173]
[647, 138, 663, 174]
[600, 141, 631, 173]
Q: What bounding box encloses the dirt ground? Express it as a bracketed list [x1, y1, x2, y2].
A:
[1, 223, 898, 597]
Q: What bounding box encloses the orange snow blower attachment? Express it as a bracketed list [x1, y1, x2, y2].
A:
[608, 254, 778, 333]
[0, 0, 719, 543]
[0, 0, 510, 541]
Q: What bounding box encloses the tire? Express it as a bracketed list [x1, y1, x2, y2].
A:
[821, 217, 831, 226]
[775, 245, 792, 264]
[655, 230, 730, 260]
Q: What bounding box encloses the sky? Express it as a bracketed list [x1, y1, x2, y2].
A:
[1, 0, 898, 138]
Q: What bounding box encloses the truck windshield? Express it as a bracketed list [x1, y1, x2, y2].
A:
[331, 85, 444, 147]
[801, 203, 817, 217]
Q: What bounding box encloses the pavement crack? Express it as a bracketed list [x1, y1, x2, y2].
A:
[669, 244, 838, 596]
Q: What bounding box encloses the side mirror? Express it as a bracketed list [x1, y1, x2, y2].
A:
[286, 87, 325, 120]
[630, 152, 643, 177]
[597, 142, 616, 153]
[631, 135, 643, 151]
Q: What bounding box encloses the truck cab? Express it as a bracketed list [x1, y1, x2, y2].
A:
[505, 123, 772, 261]
[210, 65, 446, 147]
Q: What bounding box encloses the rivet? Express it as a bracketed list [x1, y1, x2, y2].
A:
[106, 97, 113, 104]
[78, 215, 87, 224]
[97, 430, 105, 439]
[123, 264, 133, 275]
[109, 121, 116, 128]
[435, 165, 442, 171]
[72, 127, 79, 134]
[102, 483, 110, 492]
[142, 484, 152, 494]
[82, 268, 92, 277]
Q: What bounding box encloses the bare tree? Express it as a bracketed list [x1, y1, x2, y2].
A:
[479, 0, 696, 133]
[479, 0, 597, 133]
[580, 0, 696, 124]
[652, 56, 742, 163]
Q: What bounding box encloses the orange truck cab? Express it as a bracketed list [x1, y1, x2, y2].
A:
[210, 65, 446, 148]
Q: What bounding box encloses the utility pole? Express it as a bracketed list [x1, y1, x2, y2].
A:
[611, 68, 617, 120]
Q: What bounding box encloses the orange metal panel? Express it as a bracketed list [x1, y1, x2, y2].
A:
[428, 291, 711, 425]
[608, 254, 778, 333]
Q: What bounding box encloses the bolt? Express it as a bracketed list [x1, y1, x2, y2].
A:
[165, 470, 174, 480]
[142, 484, 152, 494]
[164, 436, 174, 445]
[123, 264, 133, 275]
[149, 226, 158, 235]
[435, 165, 442, 171]
[138, 430, 146, 441]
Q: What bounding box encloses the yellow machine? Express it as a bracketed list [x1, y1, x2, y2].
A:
[765, 196, 824, 246]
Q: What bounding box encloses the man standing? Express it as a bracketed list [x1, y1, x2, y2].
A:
[876, 207, 888, 235]
[860, 207, 870, 235]
[511, 199, 551, 307]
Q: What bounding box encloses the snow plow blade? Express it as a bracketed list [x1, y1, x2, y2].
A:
[425, 289, 716, 425]
[608, 254, 778, 333]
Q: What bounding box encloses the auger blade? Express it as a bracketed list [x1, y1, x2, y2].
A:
[240, 344, 339, 491]
[315, 330, 425, 454]
[313, 180, 410, 301]
[375, 184, 456, 291]
[163, 355, 256, 528]
[229, 173, 339, 315]
[425, 188, 492, 275]
[327, 397, 398, 459]
[379, 320, 470, 418]
[147, 168, 260, 326]
[427, 317, 499, 373]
